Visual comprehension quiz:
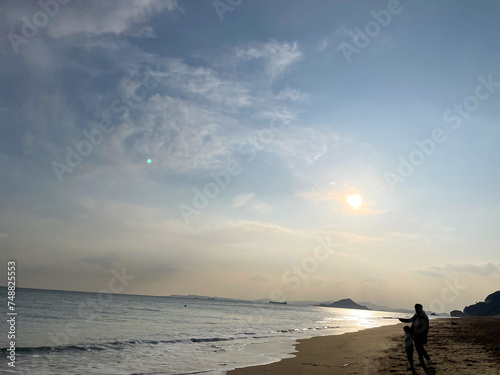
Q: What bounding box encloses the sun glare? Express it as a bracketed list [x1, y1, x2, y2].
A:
[347, 194, 362, 209]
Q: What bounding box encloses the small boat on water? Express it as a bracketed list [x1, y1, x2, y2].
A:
[269, 301, 287, 305]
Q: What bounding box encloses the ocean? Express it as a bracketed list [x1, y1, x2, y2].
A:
[0, 287, 407, 375]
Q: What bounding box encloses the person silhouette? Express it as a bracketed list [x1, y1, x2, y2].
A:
[399, 303, 432, 368]
[403, 325, 415, 370]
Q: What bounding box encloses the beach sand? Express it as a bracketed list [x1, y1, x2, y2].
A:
[227, 317, 500, 375]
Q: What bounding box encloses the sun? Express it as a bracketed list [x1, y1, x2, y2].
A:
[347, 194, 363, 209]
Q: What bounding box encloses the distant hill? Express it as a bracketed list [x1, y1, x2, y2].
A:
[165, 294, 451, 314]
[463, 290, 500, 316]
[360, 301, 448, 316]
[319, 298, 370, 310]
[287, 300, 326, 306]
[359, 301, 414, 314]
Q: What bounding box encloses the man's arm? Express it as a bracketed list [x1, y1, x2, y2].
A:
[399, 313, 417, 323]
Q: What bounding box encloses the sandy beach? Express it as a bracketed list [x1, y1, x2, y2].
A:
[228, 317, 500, 375]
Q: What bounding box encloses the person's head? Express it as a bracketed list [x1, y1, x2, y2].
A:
[404, 325, 412, 334]
[414, 303, 423, 313]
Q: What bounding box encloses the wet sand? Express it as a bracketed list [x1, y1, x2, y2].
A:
[377, 316, 500, 375]
[227, 317, 500, 375]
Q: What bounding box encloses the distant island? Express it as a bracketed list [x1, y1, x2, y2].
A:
[165, 294, 452, 314]
[318, 298, 370, 310]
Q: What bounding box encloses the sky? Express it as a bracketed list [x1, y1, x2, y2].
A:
[0, 0, 499, 312]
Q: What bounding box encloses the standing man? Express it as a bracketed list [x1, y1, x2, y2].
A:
[399, 303, 432, 368]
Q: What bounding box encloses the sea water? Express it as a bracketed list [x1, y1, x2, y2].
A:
[0, 287, 406, 374]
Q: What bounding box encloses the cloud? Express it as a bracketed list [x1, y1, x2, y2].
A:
[314, 26, 360, 53]
[413, 262, 500, 278]
[94, 56, 311, 174]
[361, 277, 386, 284]
[126, 26, 157, 38]
[271, 126, 329, 166]
[248, 275, 267, 282]
[81, 254, 119, 270]
[414, 269, 442, 278]
[140, 262, 180, 282]
[47, 0, 178, 38]
[232, 193, 255, 208]
[335, 26, 361, 44]
[3, 11, 309, 178]
[216, 220, 296, 235]
[90, 56, 303, 174]
[120, 94, 236, 172]
[316, 38, 329, 52]
[22, 130, 33, 153]
[250, 202, 272, 216]
[231, 194, 271, 216]
[297, 188, 386, 216]
[235, 40, 302, 78]
[419, 220, 455, 236]
[154, 58, 252, 108]
[276, 88, 308, 103]
[382, 232, 424, 241]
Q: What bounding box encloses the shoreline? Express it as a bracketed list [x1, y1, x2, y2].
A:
[227, 317, 500, 374]
[227, 322, 404, 374]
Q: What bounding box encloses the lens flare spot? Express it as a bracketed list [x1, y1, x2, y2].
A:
[147, 159, 152, 164]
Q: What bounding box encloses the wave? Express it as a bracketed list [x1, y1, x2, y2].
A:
[1, 344, 107, 353]
[276, 326, 339, 333]
[1, 326, 342, 354]
[0, 337, 234, 354]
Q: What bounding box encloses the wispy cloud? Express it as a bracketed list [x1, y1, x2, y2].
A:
[121, 94, 236, 172]
[248, 274, 267, 282]
[154, 58, 252, 108]
[47, 0, 178, 38]
[276, 88, 308, 103]
[235, 40, 302, 78]
[335, 25, 361, 44]
[361, 277, 386, 284]
[126, 25, 157, 39]
[250, 202, 272, 216]
[413, 262, 500, 278]
[315, 26, 360, 52]
[270, 126, 330, 167]
[81, 253, 119, 270]
[232, 193, 255, 208]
